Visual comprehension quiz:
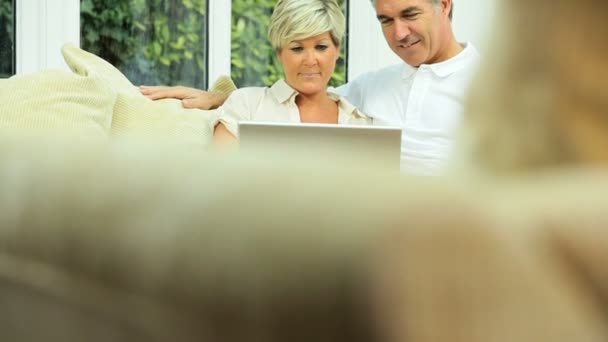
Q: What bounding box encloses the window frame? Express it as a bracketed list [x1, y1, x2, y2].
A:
[16, 0, 80, 74]
[14, 0, 388, 86]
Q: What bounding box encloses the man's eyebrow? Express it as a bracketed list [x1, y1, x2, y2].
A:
[401, 7, 421, 16]
[376, 6, 420, 21]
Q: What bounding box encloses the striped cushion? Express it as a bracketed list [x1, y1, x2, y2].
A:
[0, 69, 116, 140]
[61, 43, 217, 147]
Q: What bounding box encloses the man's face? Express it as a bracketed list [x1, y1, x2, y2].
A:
[375, 0, 451, 67]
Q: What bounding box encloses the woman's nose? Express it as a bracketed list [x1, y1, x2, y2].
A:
[303, 50, 318, 66]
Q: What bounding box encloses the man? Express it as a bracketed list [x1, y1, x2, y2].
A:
[141, 0, 479, 175]
[335, 0, 479, 174]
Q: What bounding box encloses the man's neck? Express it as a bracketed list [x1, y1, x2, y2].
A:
[425, 34, 464, 65]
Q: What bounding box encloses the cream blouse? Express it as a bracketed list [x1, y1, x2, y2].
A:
[214, 79, 372, 138]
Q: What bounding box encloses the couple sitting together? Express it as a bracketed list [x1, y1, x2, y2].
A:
[141, 0, 480, 175]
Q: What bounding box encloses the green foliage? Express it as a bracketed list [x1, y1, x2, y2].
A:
[0, 0, 14, 78]
[79, 0, 347, 89]
[81, 0, 207, 88]
[231, 0, 347, 88]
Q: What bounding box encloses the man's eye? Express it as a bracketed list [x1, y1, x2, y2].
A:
[403, 13, 420, 19]
[380, 19, 393, 26]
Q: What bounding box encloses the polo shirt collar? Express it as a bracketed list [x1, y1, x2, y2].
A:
[401, 42, 478, 79]
[270, 79, 298, 103]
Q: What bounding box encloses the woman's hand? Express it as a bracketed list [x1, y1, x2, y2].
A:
[139, 85, 228, 110]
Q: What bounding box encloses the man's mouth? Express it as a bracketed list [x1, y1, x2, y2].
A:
[399, 39, 421, 49]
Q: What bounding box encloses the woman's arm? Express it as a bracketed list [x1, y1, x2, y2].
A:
[213, 122, 238, 149]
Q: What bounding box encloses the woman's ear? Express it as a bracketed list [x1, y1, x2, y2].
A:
[275, 48, 283, 63]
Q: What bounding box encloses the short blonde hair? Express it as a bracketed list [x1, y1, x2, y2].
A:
[268, 0, 345, 51]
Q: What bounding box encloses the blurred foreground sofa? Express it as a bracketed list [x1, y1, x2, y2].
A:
[1, 139, 608, 341]
[0, 43, 235, 147]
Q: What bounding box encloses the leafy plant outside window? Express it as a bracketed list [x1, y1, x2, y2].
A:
[0, 0, 14, 78]
[81, 0, 208, 88]
[231, 0, 347, 88]
[80, 0, 347, 89]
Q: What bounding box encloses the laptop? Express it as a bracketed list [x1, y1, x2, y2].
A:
[238, 121, 402, 170]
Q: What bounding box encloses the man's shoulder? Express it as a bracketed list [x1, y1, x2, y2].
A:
[459, 42, 481, 67]
[356, 63, 404, 82]
[346, 63, 405, 92]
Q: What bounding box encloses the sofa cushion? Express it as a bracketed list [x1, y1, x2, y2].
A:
[0, 70, 116, 140]
[61, 43, 217, 147]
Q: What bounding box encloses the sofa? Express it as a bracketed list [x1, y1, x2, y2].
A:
[1, 141, 608, 342]
[2, 44, 608, 342]
[0, 43, 236, 146]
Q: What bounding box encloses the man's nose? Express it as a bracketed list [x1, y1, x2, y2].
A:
[394, 20, 411, 41]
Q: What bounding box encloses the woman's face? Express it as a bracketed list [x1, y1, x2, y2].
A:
[277, 32, 339, 96]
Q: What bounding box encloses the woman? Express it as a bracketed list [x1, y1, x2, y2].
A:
[212, 0, 371, 145]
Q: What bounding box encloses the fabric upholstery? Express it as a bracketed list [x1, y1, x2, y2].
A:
[61, 43, 220, 147]
[2, 139, 608, 341]
[0, 70, 116, 140]
[208, 75, 237, 95]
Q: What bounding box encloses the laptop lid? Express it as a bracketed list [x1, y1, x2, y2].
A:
[238, 121, 402, 170]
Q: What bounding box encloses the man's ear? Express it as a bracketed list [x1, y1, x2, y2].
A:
[442, 0, 452, 18]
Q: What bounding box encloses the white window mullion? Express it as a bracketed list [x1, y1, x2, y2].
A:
[16, 0, 79, 74]
[207, 0, 231, 88]
[347, 1, 400, 81]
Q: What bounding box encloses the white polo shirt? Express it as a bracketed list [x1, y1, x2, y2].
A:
[336, 43, 480, 175]
[215, 79, 372, 137]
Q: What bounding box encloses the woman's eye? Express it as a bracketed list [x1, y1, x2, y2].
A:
[316, 45, 329, 51]
[290, 47, 303, 52]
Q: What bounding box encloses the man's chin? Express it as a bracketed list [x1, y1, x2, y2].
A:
[391, 48, 424, 67]
[400, 55, 424, 67]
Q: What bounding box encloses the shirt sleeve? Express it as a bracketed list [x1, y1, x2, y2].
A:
[215, 89, 253, 138]
[333, 73, 368, 109]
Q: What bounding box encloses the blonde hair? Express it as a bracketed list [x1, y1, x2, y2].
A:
[268, 0, 345, 51]
[458, 0, 608, 173]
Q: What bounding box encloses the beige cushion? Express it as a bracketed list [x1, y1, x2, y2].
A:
[61, 43, 217, 147]
[0, 70, 116, 140]
[208, 75, 237, 95]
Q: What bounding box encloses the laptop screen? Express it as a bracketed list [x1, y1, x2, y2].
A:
[238, 121, 402, 170]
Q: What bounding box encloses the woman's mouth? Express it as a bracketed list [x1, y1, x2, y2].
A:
[300, 73, 321, 78]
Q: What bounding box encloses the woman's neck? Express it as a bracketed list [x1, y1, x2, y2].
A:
[296, 92, 339, 124]
[296, 91, 330, 107]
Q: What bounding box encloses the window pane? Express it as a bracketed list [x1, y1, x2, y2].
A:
[231, 0, 348, 88]
[0, 0, 15, 78]
[81, 0, 208, 89]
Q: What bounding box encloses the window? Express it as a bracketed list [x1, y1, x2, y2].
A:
[80, 0, 209, 89]
[230, 0, 348, 88]
[16, 0, 397, 87]
[0, 0, 15, 78]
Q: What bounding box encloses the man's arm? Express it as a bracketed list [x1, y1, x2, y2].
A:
[139, 85, 229, 110]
